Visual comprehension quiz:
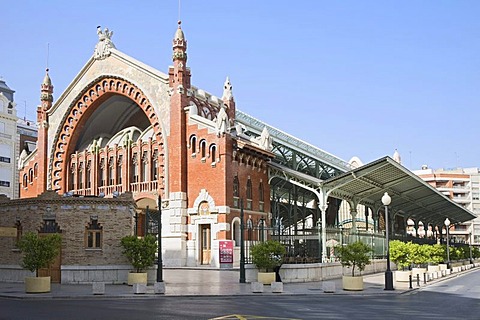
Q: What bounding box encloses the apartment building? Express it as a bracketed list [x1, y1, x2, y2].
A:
[413, 166, 480, 245]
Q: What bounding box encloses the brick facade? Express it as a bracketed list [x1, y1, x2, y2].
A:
[15, 23, 274, 269]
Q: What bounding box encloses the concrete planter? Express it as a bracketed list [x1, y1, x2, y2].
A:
[25, 276, 51, 293]
[127, 272, 147, 286]
[342, 275, 363, 291]
[257, 272, 276, 285]
[427, 265, 439, 272]
[395, 270, 411, 282]
[412, 267, 426, 277]
[438, 264, 448, 271]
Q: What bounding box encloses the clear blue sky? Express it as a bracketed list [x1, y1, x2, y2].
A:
[2, 1, 479, 170]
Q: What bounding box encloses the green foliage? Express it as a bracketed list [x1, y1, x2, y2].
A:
[17, 232, 62, 275]
[120, 235, 157, 273]
[411, 243, 430, 266]
[389, 240, 412, 270]
[336, 241, 372, 277]
[472, 247, 480, 259]
[429, 244, 445, 264]
[250, 240, 286, 272]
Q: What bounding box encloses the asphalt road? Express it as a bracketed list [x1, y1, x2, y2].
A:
[1, 269, 479, 320]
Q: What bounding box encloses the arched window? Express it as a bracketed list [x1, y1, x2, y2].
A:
[190, 135, 197, 157]
[108, 157, 114, 185]
[99, 158, 106, 187]
[33, 163, 38, 178]
[259, 181, 264, 212]
[78, 162, 84, 189]
[233, 176, 239, 208]
[232, 219, 240, 246]
[210, 144, 217, 165]
[116, 156, 122, 185]
[22, 174, 27, 188]
[246, 178, 252, 210]
[28, 169, 34, 184]
[142, 151, 148, 182]
[151, 150, 158, 180]
[132, 153, 139, 183]
[200, 140, 207, 160]
[86, 160, 92, 189]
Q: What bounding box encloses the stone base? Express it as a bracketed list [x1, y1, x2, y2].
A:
[133, 283, 147, 294]
[92, 282, 105, 295]
[322, 281, 336, 293]
[271, 282, 283, 293]
[251, 282, 264, 293]
[154, 282, 166, 294]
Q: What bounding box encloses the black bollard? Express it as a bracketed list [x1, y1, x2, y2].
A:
[423, 272, 427, 284]
[416, 274, 420, 287]
[409, 274, 413, 289]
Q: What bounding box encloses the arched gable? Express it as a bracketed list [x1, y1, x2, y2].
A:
[50, 76, 166, 195]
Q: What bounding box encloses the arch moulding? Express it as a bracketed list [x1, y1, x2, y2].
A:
[49, 76, 166, 195]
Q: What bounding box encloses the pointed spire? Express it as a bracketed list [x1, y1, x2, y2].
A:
[222, 76, 233, 101]
[172, 20, 187, 62]
[393, 149, 401, 164]
[40, 68, 53, 103]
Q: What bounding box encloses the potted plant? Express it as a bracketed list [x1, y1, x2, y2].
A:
[389, 240, 412, 282]
[17, 232, 62, 293]
[250, 240, 286, 285]
[336, 241, 372, 291]
[120, 234, 157, 285]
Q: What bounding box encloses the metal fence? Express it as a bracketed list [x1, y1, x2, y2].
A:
[243, 226, 388, 264]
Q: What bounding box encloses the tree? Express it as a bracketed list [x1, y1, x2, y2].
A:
[336, 241, 372, 277]
[17, 232, 62, 276]
[120, 235, 157, 273]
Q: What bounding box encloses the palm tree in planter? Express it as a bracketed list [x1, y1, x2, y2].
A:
[121, 235, 157, 285]
[250, 240, 286, 285]
[336, 241, 372, 291]
[17, 232, 62, 293]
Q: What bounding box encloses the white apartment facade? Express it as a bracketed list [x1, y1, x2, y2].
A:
[413, 166, 480, 245]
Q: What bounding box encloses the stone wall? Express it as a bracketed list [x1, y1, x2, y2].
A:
[245, 259, 391, 283]
[0, 191, 137, 283]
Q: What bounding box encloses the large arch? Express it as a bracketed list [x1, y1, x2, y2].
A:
[49, 76, 166, 195]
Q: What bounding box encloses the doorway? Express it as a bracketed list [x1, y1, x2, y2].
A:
[200, 224, 211, 265]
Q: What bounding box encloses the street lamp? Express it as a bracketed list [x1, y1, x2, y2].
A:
[382, 192, 394, 290]
[444, 218, 451, 269]
[469, 232, 473, 264]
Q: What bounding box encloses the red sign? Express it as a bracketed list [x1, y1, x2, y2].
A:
[219, 240, 234, 264]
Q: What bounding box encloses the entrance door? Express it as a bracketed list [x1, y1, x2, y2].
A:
[38, 234, 62, 283]
[201, 225, 211, 265]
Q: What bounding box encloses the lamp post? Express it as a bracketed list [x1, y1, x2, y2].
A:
[382, 192, 394, 290]
[156, 196, 163, 283]
[469, 232, 473, 264]
[444, 218, 451, 269]
[239, 198, 246, 283]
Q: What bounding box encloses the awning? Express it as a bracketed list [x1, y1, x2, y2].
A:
[321, 156, 476, 226]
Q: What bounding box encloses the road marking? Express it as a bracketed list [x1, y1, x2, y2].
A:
[210, 315, 300, 320]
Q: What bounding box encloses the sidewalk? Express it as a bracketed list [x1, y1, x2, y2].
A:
[0, 267, 465, 300]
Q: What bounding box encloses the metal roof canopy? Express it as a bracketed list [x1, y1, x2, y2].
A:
[322, 156, 476, 226]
